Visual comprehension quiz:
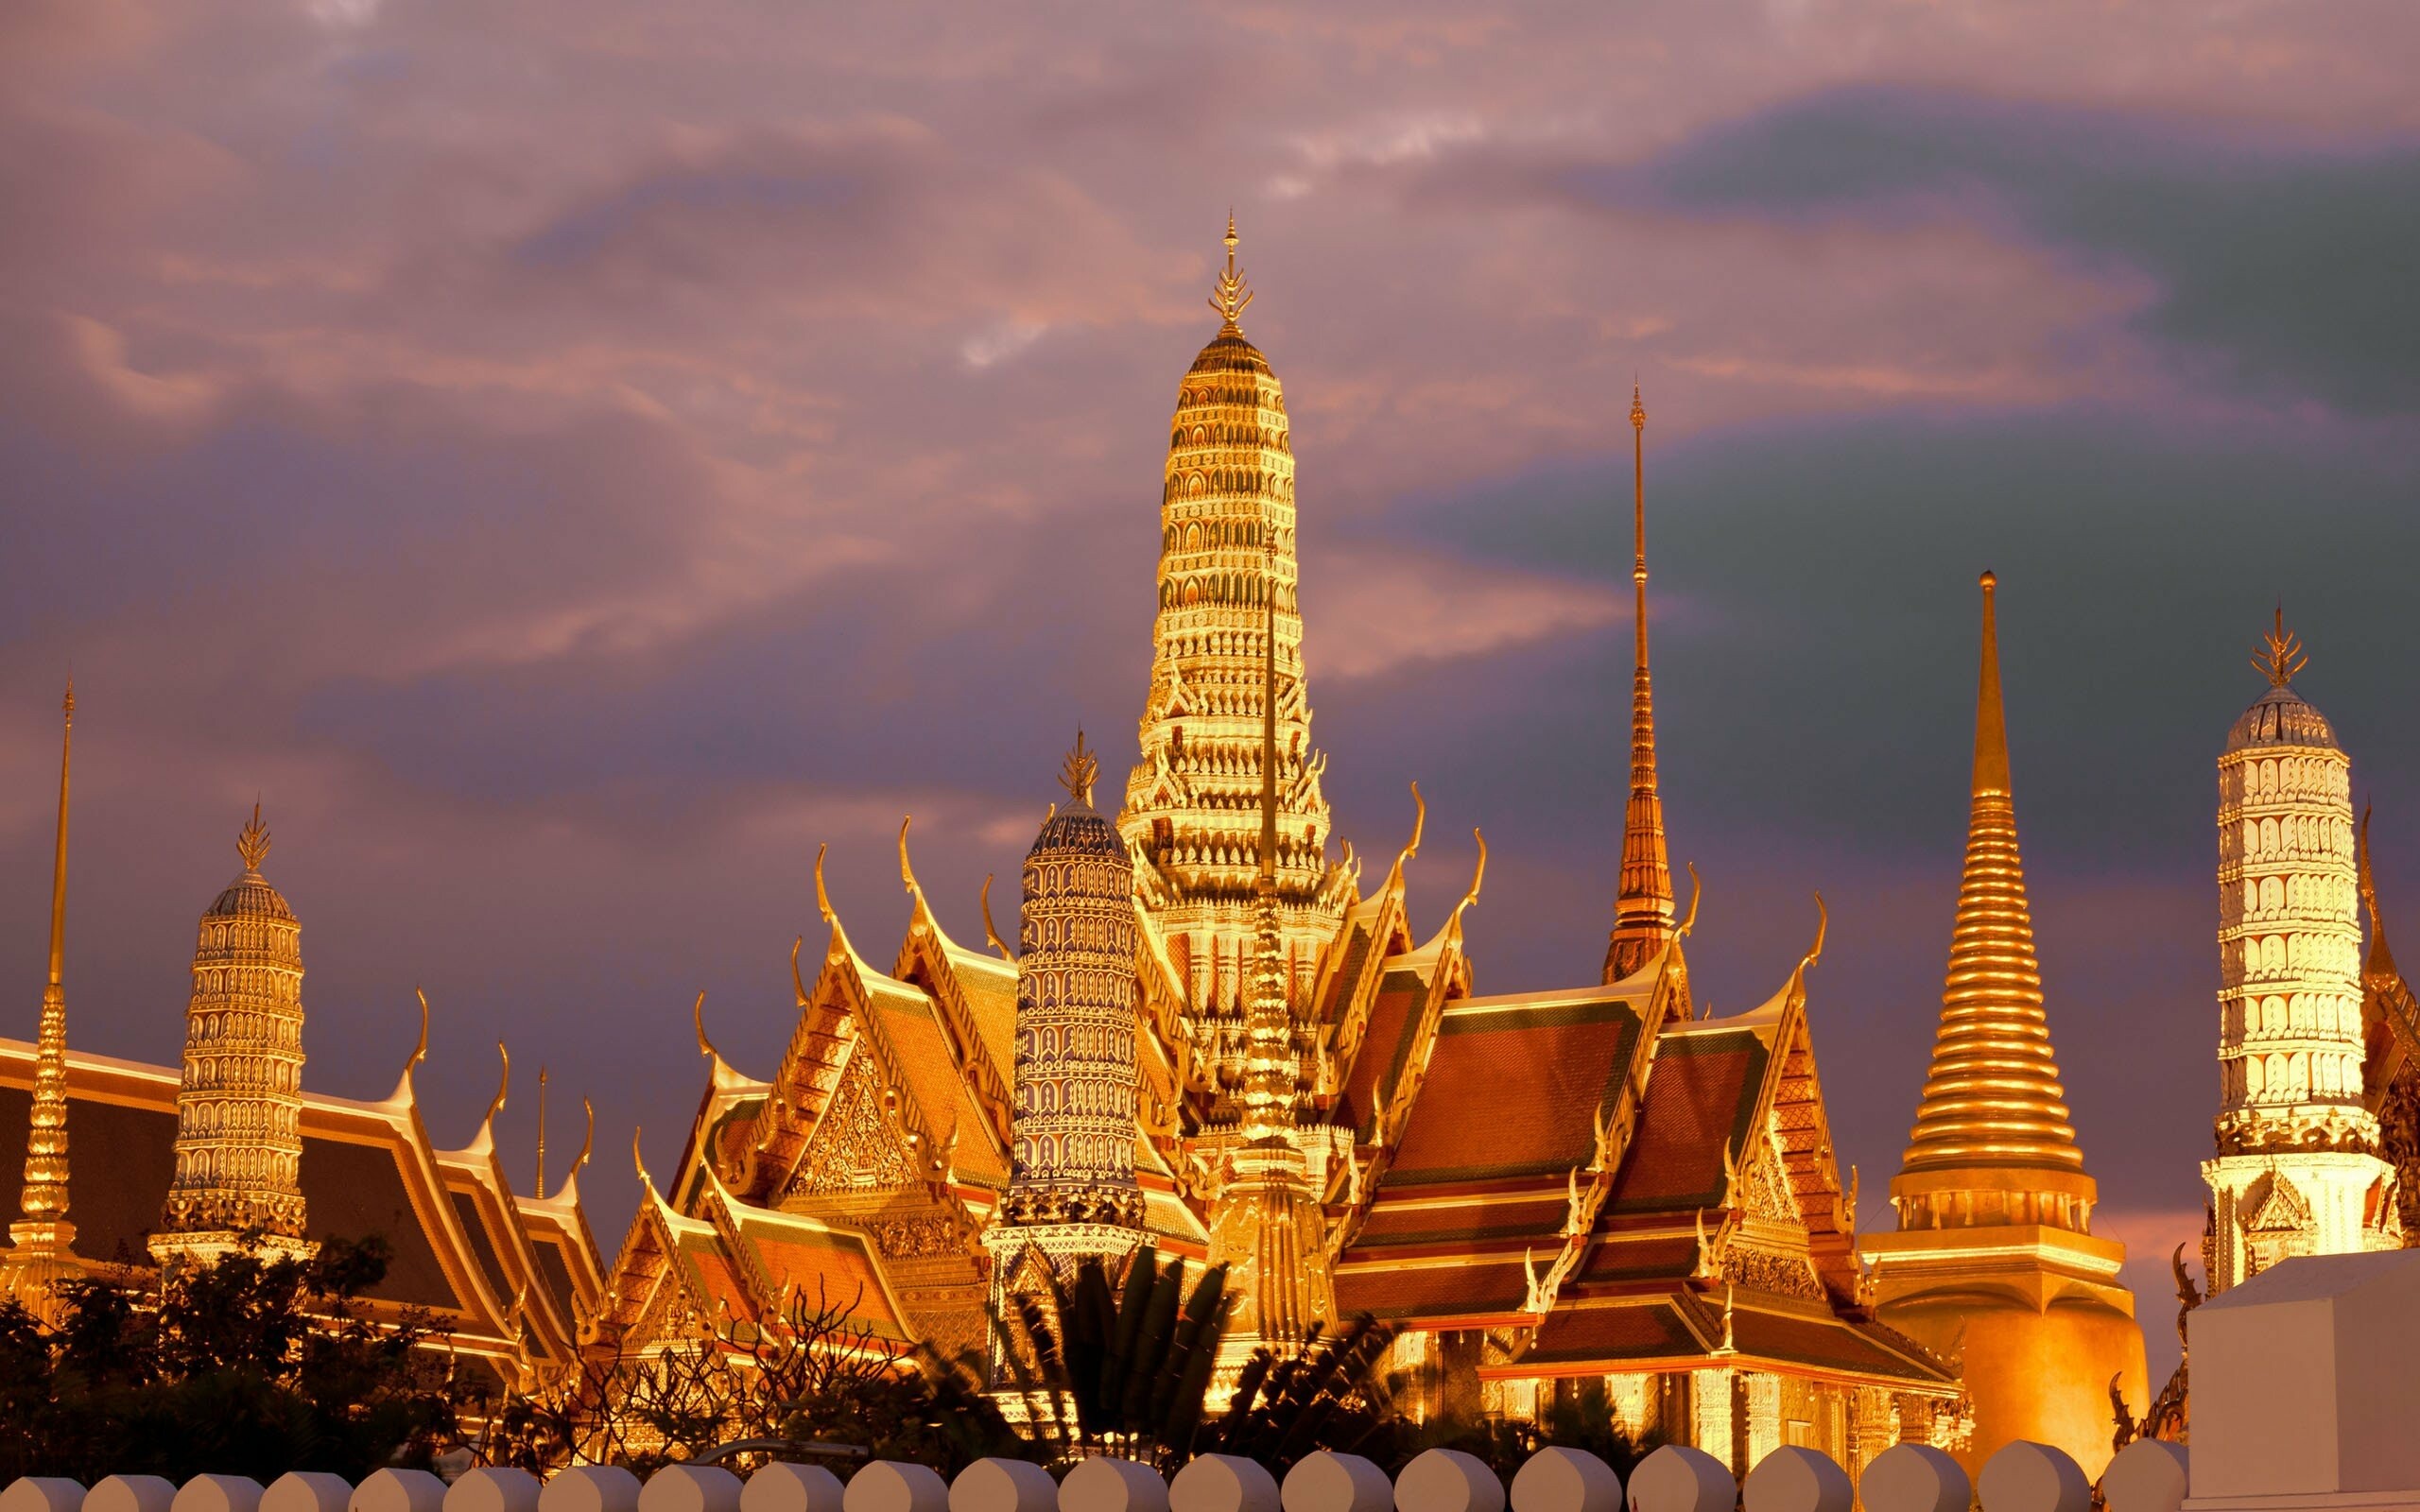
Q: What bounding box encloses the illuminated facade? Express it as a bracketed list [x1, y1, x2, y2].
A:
[983, 736, 1150, 1349]
[1858, 574, 2146, 1480]
[154, 806, 313, 1263]
[2202, 617, 2400, 1290]
[0, 690, 602, 1386]
[609, 224, 1960, 1475]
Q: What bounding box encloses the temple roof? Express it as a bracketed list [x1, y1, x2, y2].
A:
[0, 1038, 600, 1374]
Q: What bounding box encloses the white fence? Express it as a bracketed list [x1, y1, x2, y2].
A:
[0, 1439, 2196, 1512]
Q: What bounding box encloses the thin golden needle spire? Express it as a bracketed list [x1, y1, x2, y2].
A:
[1901, 572, 2084, 1181]
[14, 682, 77, 1253]
[1241, 530, 1290, 1135]
[535, 1065, 548, 1197]
[1605, 383, 1676, 986]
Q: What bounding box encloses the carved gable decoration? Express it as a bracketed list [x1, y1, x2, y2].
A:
[787, 1053, 915, 1199]
[1740, 1128, 1803, 1228]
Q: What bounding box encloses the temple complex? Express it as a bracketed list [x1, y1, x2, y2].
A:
[1858, 574, 2147, 1480]
[0, 694, 604, 1391]
[603, 224, 1963, 1475]
[2202, 617, 2402, 1287]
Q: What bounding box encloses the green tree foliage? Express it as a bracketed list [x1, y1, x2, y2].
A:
[0, 1236, 457, 1483]
[991, 1245, 1230, 1469]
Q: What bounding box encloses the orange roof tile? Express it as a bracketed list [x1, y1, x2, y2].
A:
[1388, 995, 1644, 1185]
[1602, 1029, 1765, 1214]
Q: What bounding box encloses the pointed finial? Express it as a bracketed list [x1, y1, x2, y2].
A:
[1208, 214, 1254, 330]
[535, 1065, 548, 1197]
[1060, 730, 1099, 808]
[631, 1125, 653, 1193]
[61, 680, 73, 723]
[1974, 571, 2012, 798]
[693, 989, 718, 1063]
[813, 842, 835, 925]
[237, 801, 271, 872]
[1631, 379, 1646, 432]
[2254, 602, 2308, 688]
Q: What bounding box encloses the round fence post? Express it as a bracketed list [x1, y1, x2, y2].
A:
[642, 1469, 743, 1512]
[352, 1470, 449, 1512]
[1059, 1458, 1166, 1512]
[842, 1465, 949, 1512]
[741, 1467, 845, 1512]
[541, 1468, 642, 1512]
[89, 1482, 176, 1512]
[949, 1462, 1054, 1512]
[1167, 1456, 1277, 1512]
[2100, 1442, 2187, 1512]
[264, 1476, 354, 1512]
[447, 1472, 541, 1512]
[1855, 1447, 1965, 1512]
[1396, 1450, 1504, 1512]
[1625, 1446, 1733, 1512]
[175, 1477, 265, 1512]
[1742, 1450, 1848, 1512]
[1283, 1453, 1392, 1512]
[1509, 1449, 1618, 1512]
[1978, 1444, 2088, 1512]
[1, 1481, 86, 1512]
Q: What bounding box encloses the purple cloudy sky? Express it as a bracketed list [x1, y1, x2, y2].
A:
[6, 0, 2420, 1379]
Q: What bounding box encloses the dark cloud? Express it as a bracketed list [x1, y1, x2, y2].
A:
[1603, 87, 2420, 414]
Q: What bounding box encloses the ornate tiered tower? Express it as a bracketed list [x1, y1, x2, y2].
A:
[2, 686, 81, 1316]
[1121, 219, 1340, 1040]
[1604, 384, 1676, 985]
[2202, 613, 2398, 1290]
[1860, 573, 2144, 1479]
[155, 805, 312, 1263]
[985, 736, 1149, 1371]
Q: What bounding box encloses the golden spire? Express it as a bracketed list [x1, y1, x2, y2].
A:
[1208, 212, 1253, 332]
[1061, 730, 1098, 809]
[1902, 572, 2083, 1180]
[1241, 532, 1291, 1135]
[12, 682, 76, 1253]
[1605, 383, 1676, 985]
[535, 1064, 548, 1197]
[2254, 603, 2308, 688]
[236, 801, 271, 872]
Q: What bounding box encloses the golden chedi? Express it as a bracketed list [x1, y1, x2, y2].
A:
[154, 804, 313, 1263]
[1858, 573, 2146, 1479]
[1, 686, 83, 1318]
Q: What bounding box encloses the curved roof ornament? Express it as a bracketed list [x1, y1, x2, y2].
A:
[388, 987, 433, 1107]
[814, 843, 836, 927]
[979, 874, 1012, 959]
[483, 1040, 510, 1127]
[1382, 781, 1426, 897]
[898, 815, 925, 907]
[789, 935, 811, 1007]
[631, 1125, 654, 1194]
[552, 1095, 594, 1204]
[1799, 891, 1828, 978]
[693, 989, 718, 1063]
[1445, 828, 1487, 938]
[1676, 862, 1703, 940]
